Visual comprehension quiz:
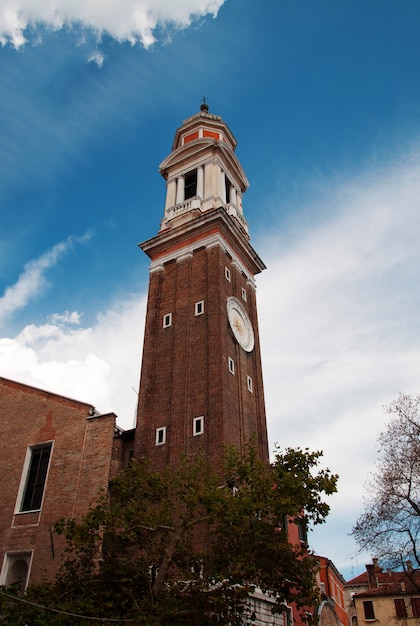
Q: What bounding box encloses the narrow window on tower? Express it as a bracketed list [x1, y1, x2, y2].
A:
[225, 176, 231, 205]
[184, 170, 197, 199]
[195, 301, 204, 316]
[228, 357, 235, 375]
[193, 416, 204, 436]
[247, 375, 253, 392]
[18, 442, 53, 512]
[225, 267, 231, 282]
[241, 287, 247, 301]
[163, 313, 172, 328]
[155, 427, 166, 445]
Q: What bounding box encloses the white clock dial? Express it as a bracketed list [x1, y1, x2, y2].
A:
[227, 297, 254, 352]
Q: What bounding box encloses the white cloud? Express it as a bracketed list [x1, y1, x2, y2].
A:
[48, 311, 81, 326]
[0, 233, 92, 326]
[257, 147, 420, 570]
[0, 296, 146, 429]
[88, 49, 105, 67]
[0, 0, 226, 49]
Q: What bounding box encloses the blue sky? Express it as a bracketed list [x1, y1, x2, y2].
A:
[1, 0, 420, 578]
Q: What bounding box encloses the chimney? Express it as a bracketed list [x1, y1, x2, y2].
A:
[407, 560, 413, 573]
[366, 564, 379, 589]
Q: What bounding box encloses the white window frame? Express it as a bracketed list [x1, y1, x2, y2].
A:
[0, 550, 33, 591]
[163, 313, 172, 328]
[155, 427, 166, 445]
[247, 375, 253, 392]
[228, 357, 235, 375]
[241, 287, 247, 301]
[225, 267, 231, 282]
[195, 300, 204, 316]
[15, 441, 54, 514]
[193, 416, 204, 436]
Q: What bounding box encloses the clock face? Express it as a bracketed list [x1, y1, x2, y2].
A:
[227, 297, 254, 352]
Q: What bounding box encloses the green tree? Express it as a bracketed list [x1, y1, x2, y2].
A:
[0, 445, 337, 625]
[353, 393, 420, 570]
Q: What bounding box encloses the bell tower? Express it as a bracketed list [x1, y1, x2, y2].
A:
[135, 104, 269, 470]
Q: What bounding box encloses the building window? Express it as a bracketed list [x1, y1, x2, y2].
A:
[184, 170, 197, 199]
[247, 375, 253, 392]
[0, 552, 32, 592]
[297, 517, 308, 544]
[163, 313, 172, 328]
[193, 416, 204, 436]
[225, 176, 231, 204]
[20, 442, 52, 512]
[225, 267, 231, 282]
[394, 599, 407, 618]
[363, 600, 375, 620]
[228, 357, 235, 375]
[195, 301, 204, 316]
[241, 287, 247, 301]
[155, 427, 166, 445]
[411, 598, 420, 617]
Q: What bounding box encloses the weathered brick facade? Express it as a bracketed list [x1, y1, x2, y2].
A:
[0, 377, 119, 587]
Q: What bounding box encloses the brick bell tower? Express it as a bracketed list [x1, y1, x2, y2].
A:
[135, 104, 269, 471]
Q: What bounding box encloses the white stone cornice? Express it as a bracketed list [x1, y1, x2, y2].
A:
[148, 231, 257, 288]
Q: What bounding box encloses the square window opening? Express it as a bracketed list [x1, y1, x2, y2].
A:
[156, 427, 166, 446]
[193, 417, 204, 436]
[195, 301, 204, 316]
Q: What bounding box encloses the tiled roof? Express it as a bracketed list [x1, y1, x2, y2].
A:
[346, 567, 420, 596]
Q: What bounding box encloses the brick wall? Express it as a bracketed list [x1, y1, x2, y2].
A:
[0, 377, 117, 586]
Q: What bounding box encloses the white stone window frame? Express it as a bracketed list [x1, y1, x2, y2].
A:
[15, 440, 54, 514]
[225, 267, 231, 282]
[195, 300, 204, 316]
[193, 416, 204, 436]
[228, 357, 235, 375]
[241, 287, 247, 301]
[247, 375, 253, 393]
[163, 312, 172, 328]
[0, 550, 33, 591]
[155, 427, 166, 446]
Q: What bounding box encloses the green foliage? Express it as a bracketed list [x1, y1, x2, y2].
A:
[1, 445, 337, 624]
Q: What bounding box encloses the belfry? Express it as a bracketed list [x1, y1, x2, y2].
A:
[135, 104, 269, 470]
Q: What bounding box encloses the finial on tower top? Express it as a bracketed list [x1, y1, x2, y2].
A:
[200, 96, 209, 112]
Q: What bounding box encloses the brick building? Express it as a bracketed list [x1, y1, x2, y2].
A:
[0, 376, 127, 590]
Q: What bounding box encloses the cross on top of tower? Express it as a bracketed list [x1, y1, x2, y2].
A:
[200, 97, 209, 113]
